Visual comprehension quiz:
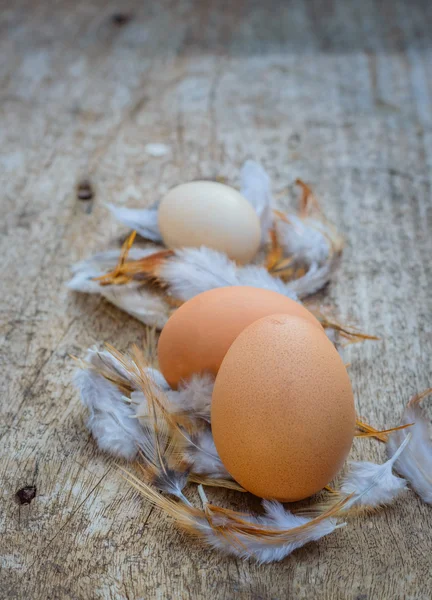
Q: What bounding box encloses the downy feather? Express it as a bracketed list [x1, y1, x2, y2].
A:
[107, 204, 162, 242]
[159, 246, 299, 302]
[341, 435, 410, 507]
[276, 215, 330, 267]
[186, 429, 230, 478]
[166, 373, 214, 422]
[387, 394, 432, 504]
[286, 261, 333, 298]
[75, 367, 145, 460]
[99, 284, 171, 329]
[84, 347, 168, 392]
[240, 160, 273, 244]
[68, 247, 171, 328]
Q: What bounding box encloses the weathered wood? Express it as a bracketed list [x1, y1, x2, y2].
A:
[1, 1, 432, 598]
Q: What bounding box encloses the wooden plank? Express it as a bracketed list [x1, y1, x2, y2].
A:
[1, 1, 431, 598]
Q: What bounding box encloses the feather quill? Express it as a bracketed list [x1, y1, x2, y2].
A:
[387, 390, 432, 504]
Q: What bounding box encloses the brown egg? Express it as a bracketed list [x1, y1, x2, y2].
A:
[211, 314, 355, 501]
[158, 286, 322, 389]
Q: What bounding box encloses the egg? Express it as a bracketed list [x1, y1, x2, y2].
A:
[158, 286, 323, 389]
[158, 181, 261, 263]
[211, 314, 355, 501]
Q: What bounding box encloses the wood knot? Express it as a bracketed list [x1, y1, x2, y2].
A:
[76, 179, 94, 201]
[16, 485, 37, 505]
[111, 13, 132, 26]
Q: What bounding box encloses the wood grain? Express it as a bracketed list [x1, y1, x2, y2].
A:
[1, 1, 431, 598]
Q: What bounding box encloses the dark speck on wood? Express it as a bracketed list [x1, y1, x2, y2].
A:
[77, 180, 94, 201]
[111, 13, 132, 26]
[16, 485, 37, 505]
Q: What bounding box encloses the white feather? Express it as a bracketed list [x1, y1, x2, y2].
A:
[236, 263, 298, 297]
[76, 350, 172, 460]
[341, 436, 410, 507]
[160, 246, 299, 302]
[99, 284, 171, 329]
[240, 160, 274, 244]
[75, 367, 145, 460]
[68, 248, 171, 328]
[107, 204, 162, 242]
[276, 216, 330, 267]
[387, 402, 432, 504]
[286, 261, 333, 298]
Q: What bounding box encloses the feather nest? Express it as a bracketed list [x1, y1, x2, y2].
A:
[75, 344, 432, 563]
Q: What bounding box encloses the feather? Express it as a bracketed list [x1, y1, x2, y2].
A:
[76, 347, 173, 464]
[68, 247, 158, 292]
[240, 160, 273, 244]
[74, 365, 146, 460]
[188, 474, 245, 492]
[134, 372, 213, 421]
[166, 373, 214, 422]
[159, 246, 299, 302]
[387, 390, 432, 504]
[99, 284, 171, 329]
[123, 473, 347, 563]
[111, 345, 192, 500]
[68, 245, 172, 328]
[276, 215, 331, 267]
[279, 261, 333, 298]
[130, 368, 228, 479]
[82, 345, 167, 393]
[79, 344, 214, 484]
[341, 436, 410, 508]
[202, 501, 342, 564]
[185, 429, 230, 478]
[107, 204, 163, 242]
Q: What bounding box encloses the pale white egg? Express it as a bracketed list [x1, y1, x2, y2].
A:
[158, 181, 261, 263]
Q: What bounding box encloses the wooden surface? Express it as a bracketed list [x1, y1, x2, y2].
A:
[1, 1, 432, 598]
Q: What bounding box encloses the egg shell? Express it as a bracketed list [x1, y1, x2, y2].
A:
[158, 286, 323, 389]
[158, 181, 261, 263]
[211, 314, 355, 501]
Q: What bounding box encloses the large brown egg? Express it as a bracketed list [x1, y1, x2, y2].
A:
[158, 286, 322, 389]
[211, 314, 355, 501]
